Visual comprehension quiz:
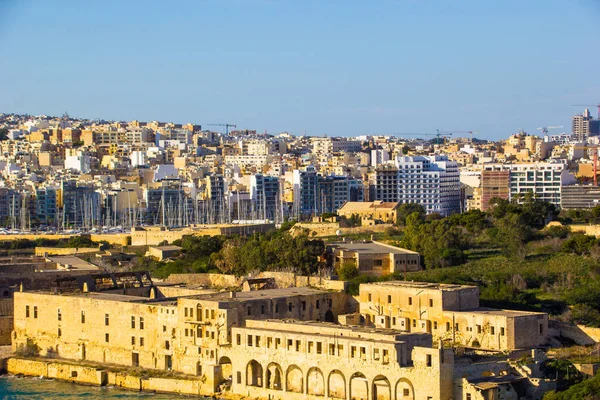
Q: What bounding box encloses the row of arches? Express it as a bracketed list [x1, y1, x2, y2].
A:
[245, 360, 415, 400]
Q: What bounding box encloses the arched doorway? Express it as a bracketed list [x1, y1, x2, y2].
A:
[246, 360, 263, 387]
[328, 370, 346, 399]
[395, 378, 415, 400]
[266, 362, 283, 390]
[286, 365, 303, 393]
[218, 356, 232, 381]
[325, 309, 335, 322]
[349, 372, 368, 400]
[372, 375, 390, 400]
[307, 367, 325, 396]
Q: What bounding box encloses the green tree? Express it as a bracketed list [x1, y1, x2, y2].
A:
[396, 204, 426, 226]
[337, 261, 359, 280]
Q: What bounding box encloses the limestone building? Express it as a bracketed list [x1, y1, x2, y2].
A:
[11, 273, 553, 399]
[357, 281, 548, 351]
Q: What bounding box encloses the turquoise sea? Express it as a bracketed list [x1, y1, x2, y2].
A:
[0, 375, 196, 399]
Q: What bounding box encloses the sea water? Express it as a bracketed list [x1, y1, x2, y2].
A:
[0, 375, 196, 399]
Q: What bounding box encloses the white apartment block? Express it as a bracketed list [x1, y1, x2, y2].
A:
[312, 137, 362, 154]
[374, 156, 460, 216]
[487, 162, 576, 206]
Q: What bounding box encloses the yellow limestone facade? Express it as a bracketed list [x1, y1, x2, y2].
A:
[358, 282, 548, 351]
[11, 279, 553, 399]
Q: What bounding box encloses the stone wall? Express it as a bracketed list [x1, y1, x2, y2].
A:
[6, 358, 213, 396]
[291, 222, 394, 238]
[556, 321, 600, 345]
[166, 272, 347, 292]
[34, 247, 99, 256]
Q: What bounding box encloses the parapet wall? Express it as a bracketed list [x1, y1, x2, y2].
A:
[166, 271, 347, 291]
[34, 247, 99, 256]
[291, 222, 394, 238]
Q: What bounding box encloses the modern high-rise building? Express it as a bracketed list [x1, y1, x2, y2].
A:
[373, 156, 460, 216]
[480, 167, 510, 211]
[250, 174, 280, 220]
[572, 108, 593, 141]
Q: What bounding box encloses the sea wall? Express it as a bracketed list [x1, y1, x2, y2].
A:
[6, 358, 213, 396]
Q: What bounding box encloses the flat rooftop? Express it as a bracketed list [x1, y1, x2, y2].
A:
[187, 287, 333, 302]
[331, 241, 417, 255]
[242, 318, 431, 343]
[364, 281, 477, 291]
[451, 307, 546, 317]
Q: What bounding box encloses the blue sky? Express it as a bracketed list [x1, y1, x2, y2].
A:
[1, 0, 599, 139]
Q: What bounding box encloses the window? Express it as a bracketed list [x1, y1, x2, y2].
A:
[403, 389, 410, 396]
[455, 323, 459, 331]
[412, 319, 416, 328]
[500, 327, 505, 336]
[287, 339, 293, 350]
[261, 305, 265, 315]
[198, 328, 203, 338]
[302, 301, 306, 311]
[185, 308, 188, 317]
[25, 305, 29, 318]
[276, 338, 281, 349]
[248, 335, 253, 346]
[57, 308, 61, 321]
[132, 336, 136, 345]
[58, 328, 61, 337]
[33, 306, 37, 319]
[105, 333, 110, 343]
[374, 348, 380, 360]
[329, 343, 335, 355]
[351, 346, 357, 358]
[387, 295, 392, 304]
[288, 303, 292, 312]
[316, 300, 320, 309]
[408, 297, 412, 305]
[491, 327, 495, 335]
[81, 311, 85, 324]
[256, 336, 261, 347]
[236, 334, 241, 345]
[190, 308, 193, 318]
[434, 321, 438, 330]
[295, 340, 301, 352]
[368, 293, 372, 302]
[163, 325, 166, 332]
[477, 325, 481, 334]
[131, 316, 135, 329]
[275, 304, 279, 313]
[140, 337, 144, 347]
[466, 394, 472, 400]
[165, 340, 170, 350]
[140, 317, 144, 330]
[185, 329, 189, 337]
[316, 342, 322, 354]
[105, 314, 110, 326]
[426, 354, 432, 367]
[247, 306, 252, 316]
[540, 324, 544, 335]
[429, 299, 433, 307]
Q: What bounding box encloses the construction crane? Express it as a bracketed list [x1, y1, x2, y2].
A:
[394, 130, 452, 145]
[536, 125, 563, 136]
[571, 104, 600, 119]
[207, 123, 237, 136]
[441, 130, 478, 143]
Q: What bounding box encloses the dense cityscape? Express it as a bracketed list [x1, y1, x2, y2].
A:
[0, 108, 598, 232]
[3, 1, 600, 400]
